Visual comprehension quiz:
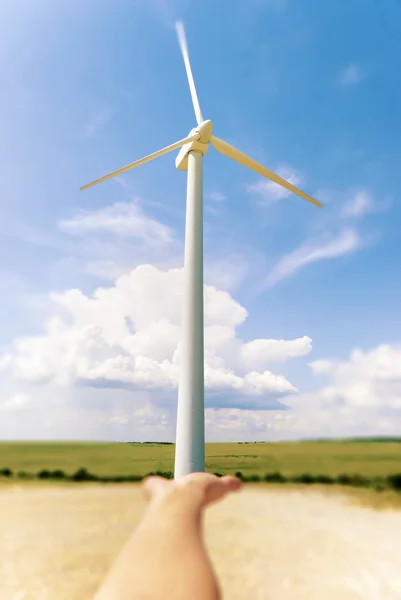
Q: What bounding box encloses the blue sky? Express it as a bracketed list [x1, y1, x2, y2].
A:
[1, 0, 400, 441]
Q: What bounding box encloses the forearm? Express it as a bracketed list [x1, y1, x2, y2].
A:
[94, 485, 221, 600]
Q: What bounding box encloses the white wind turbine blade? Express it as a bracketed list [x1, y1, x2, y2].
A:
[211, 136, 322, 208]
[80, 132, 200, 190]
[175, 21, 204, 125]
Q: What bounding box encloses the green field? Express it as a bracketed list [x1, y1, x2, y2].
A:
[1, 440, 401, 478]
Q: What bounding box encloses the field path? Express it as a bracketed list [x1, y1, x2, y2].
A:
[1, 485, 401, 599]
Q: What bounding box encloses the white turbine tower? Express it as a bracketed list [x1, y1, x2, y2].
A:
[80, 21, 322, 479]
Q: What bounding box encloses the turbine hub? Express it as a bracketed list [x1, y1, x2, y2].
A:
[175, 121, 212, 171]
[195, 119, 213, 143]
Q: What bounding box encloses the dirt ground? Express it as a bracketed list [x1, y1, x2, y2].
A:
[1, 484, 401, 599]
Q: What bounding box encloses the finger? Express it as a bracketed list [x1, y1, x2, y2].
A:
[142, 476, 171, 501]
[204, 475, 243, 506]
[220, 475, 243, 493]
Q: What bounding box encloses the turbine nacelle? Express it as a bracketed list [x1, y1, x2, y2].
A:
[175, 119, 213, 171]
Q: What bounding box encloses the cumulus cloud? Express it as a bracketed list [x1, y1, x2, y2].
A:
[59, 201, 174, 247]
[2, 341, 401, 441]
[0, 264, 311, 409]
[248, 165, 304, 204]
[0, 393, 31, 411]
[308, 344, 401, 408]
[275, 343, 401, 438]
[265, 228, 360, 288]
[339, 64, 362, 86]
[204, 342, 401, 441]
[241, 337, 312, 367]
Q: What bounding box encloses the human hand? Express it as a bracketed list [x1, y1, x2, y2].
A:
[142, 472, 242, 510]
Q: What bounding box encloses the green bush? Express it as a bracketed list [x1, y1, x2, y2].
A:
[126, 474, 143, 482]
[0, 468, 12, 477]
[71, 467, 98, 482]
[314, 474, 335, 485]
[288, 473, 336, 485]
[349, 474, 370, 487]
[291, 473, 315, 484]
[336, 473, 370, 487]
[34, 469, 66, 480]
[37, 469, 51, 479]
[387, 473, 401, 490]
[235, 471, 244, 480]
[264, 471, 286, 483]
[337, 473, 352, 486]
[155, 470, 173, 479]
[51, 469, 66, 479]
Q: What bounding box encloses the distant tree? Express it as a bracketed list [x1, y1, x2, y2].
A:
[387, 473, 401, 490]
[0, 468, 12, 477]
[72, 467, 97, 482]
[291, 473, 315, 484]
[337, 473, 352, 486]
[336, 473, 370, 487]
[264, 471, 286, 483]
[37, 469, 51, 479]
[51, 469, 66, 479]
[314, 474, 335, 485]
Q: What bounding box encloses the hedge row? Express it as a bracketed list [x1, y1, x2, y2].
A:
[234, 470, 401, 491]
[0, 467, 173, 482]
[1, 467, 401, 491]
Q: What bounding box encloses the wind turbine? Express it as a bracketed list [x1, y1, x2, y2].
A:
[80, 21, 322, 479]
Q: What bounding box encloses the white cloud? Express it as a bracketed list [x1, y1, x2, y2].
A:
[204, 256, 249, 291]
[248, 165, 303, 204]
[208, 191, 226, 202]
[341, 188, 391, 219]
[205, 341, 401, 441]
[57, 201, 182, 283]
[109, 415, 129, 425]
[265, 228, 361, 288]
[241, 337, 312, 368]
[309, 344, 401, 406]
[0, 264, 311, 408]
[205, 407, 276, 441]
[280, 343, 401, 437]
[2, 341, 401, 441]
[0, 393, 31, 411]
[59, 201, 174, 247]
[341, 189, 373, 218]
[339, 64, 362, 86]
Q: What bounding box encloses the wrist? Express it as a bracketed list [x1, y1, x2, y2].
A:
[150, 481, 203, 521]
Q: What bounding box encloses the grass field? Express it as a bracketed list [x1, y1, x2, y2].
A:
[1, 439, 401, 479]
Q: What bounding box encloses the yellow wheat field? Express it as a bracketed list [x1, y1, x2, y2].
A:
[1, 484, 401, 599]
